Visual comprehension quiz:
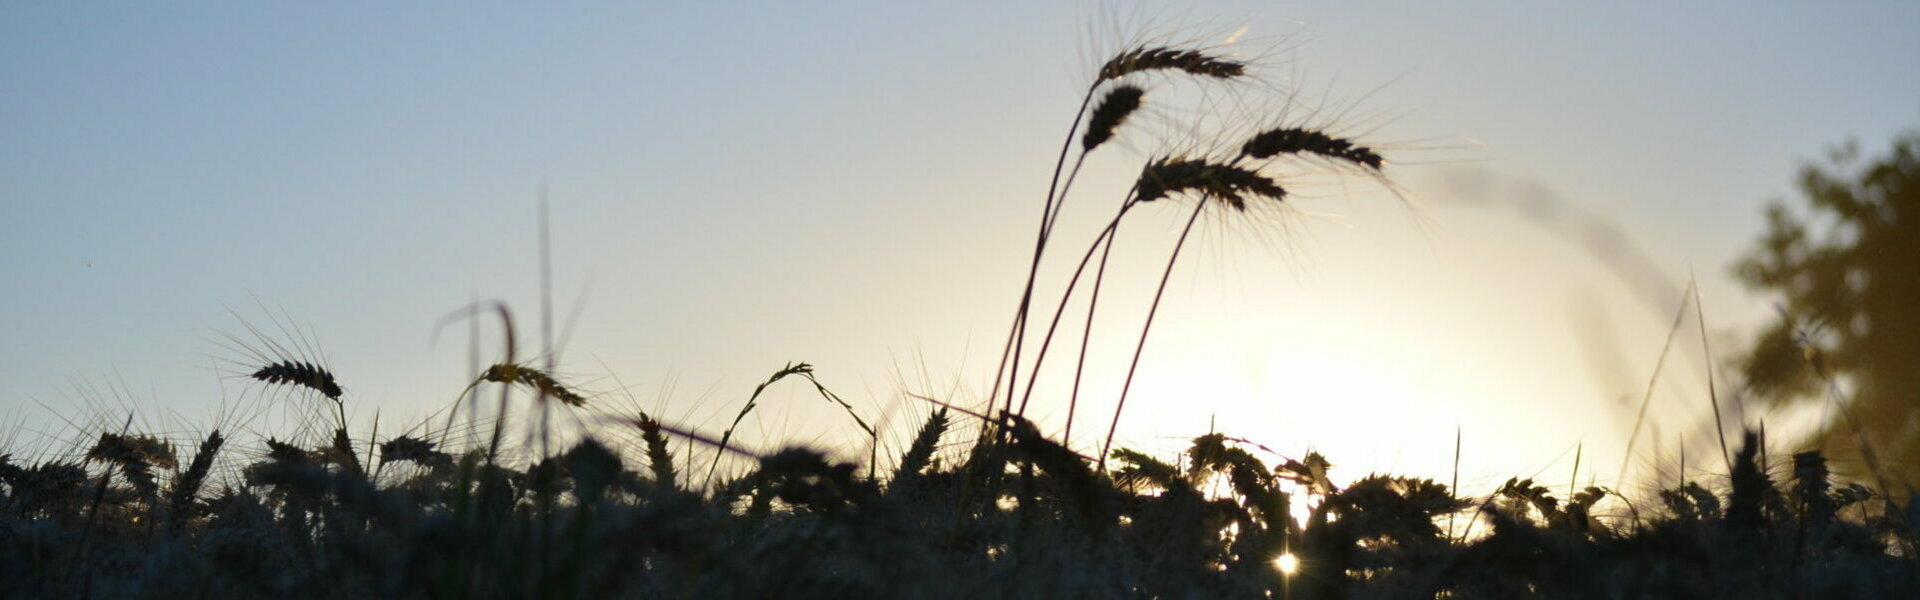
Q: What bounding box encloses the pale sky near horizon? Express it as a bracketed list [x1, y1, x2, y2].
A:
[4, 2, 1917, 494]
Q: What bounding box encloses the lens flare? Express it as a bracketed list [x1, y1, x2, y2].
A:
[1275, 552, 1299, 575]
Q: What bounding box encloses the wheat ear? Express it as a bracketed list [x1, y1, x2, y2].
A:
[479, 363, 587, 407]
[1097, 46, 1246, 83]
[996, 45, 1234, 419]
[251, 361, 342, 400]
[893, 408, 950, 485]
[1082, 85, 1145, 152]
[637, 416, 678, 491]
[706, 362, 814, 488]
[166, 429, 223, 531]
[1239, 126, 1383, 169]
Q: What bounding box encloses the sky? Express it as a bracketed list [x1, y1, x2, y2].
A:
[3, 1, 1917, 495]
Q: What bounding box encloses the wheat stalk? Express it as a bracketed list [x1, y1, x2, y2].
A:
[706, 362, 814, 488]
[1019, 157, 1289, 418]
[1013, 205, 1130, 417]
[1100, 200, 1208, 472]
[993, 44, 1245, 421]
[1617, 281, 1695, 488]
[1063, 219, 1119, 448]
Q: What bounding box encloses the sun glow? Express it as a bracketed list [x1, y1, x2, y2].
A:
[1274, 552, 1299, 575]
[1102, 314, 1505, 494]
[1197, 330, 1452, 465]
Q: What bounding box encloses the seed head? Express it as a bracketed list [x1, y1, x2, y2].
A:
[252, 361, 342, 400]
[1135, 157, 1287, 211]
[87, 432, 177, 470]
[1083, 85, 1145, 152]
[481, 363, 588, 407]
[1240, 127, 1383, 169]
[1098, 46, 1246, 83]
[381, 435, 452, 467]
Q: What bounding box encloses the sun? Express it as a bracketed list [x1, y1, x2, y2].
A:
[1274, 552, 1299, 575]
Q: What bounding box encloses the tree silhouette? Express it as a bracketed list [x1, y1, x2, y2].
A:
[1734, 131, 1920, 491]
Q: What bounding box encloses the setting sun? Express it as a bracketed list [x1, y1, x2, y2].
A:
[1275, 552, 1300, 575]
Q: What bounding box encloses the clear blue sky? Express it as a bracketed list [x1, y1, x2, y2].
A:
[4, 2, 1916, 490]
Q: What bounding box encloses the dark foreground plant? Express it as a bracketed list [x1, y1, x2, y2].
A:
[5, 415, 1918, 599]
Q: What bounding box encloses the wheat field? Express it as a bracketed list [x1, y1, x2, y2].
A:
[4, 18, 1919, 600]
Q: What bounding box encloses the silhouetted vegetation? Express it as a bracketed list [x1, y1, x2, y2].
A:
[5, 410, 1919, 598]
[1735, 131, 1920, 493]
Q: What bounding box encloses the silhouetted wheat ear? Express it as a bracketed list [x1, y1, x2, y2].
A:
[87, 432, 174, 499]
[167, 430, 223, 528]
[480, 363, 587, 407]
[893, 408, 949, 483]
[329, 428, 361, 475]
[264, 437, 314, 464]
[1134, 156, 1287, 211]
[379, 435, 450, 467]
[251, 361, 342, 399]
[1240, 127, 1383, 169]
[1097, 46, 1245, 83]
[1082, 85, 1145, 151]
[637, 417, 678, 489]
[1793, 450, 1834, 523]
[1727, 430, 1768, 529]
[1111, 448, 1182, 490]
[88, 432, 178, 471]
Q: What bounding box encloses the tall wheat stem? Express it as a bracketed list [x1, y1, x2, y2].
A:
[1016, 191, 1140, 416]
[1064, 209, 1121, 446]
[1101, 201, 1206, 471]
[1616, 282, 1693, 488]
[993, 91, 1097, 417]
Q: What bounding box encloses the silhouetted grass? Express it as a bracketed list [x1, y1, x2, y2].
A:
[6, 405, 1917, 598]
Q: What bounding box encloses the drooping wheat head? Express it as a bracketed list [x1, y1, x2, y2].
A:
[1097, 46, 1246, 84]
[263, 437, 316, 464]
[1133, 156, 1288, 212]
[1240, 126, 1383, 169]
[707, 362, 814, 487]
[379, 434, 452, 469]
[1082, 85, 1146, 152]
[479, 363, 587, 407]
[251, 361, 343, 400]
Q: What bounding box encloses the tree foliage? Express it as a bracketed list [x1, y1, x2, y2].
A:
[1734, 131, 1920, 488]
